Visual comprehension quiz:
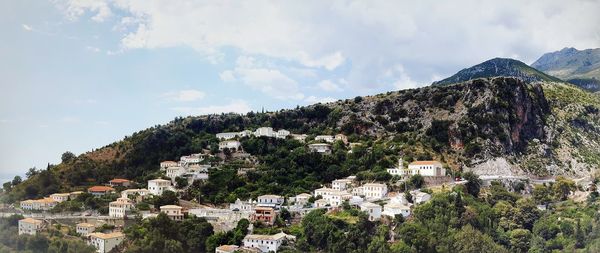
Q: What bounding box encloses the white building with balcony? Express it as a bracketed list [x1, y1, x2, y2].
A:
[88, 232, 125, 253]
[147, 179, 173, 195]
[18, 218, 44, 235]
[360, 202, 382, 221]
[243, 232, 295, 253]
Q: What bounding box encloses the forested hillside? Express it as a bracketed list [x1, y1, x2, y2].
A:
[3, 77, 600, 203]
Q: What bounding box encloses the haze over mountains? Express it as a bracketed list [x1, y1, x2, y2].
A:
[532, 47, 600, 92]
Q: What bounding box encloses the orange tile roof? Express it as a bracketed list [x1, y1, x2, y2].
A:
[409, 161, 442, 166]
[20, 218, 43, 224]
[109, 178, 131, 183]
[88, 186, 115, 192]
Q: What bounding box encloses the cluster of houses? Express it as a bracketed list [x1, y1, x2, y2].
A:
[160, 153, 211, 185]
[216, 127, 352, 155]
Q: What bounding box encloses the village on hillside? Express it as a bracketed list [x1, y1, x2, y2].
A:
[7, 126, 488, 253]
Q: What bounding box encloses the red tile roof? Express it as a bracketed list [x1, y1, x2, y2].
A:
[88, 186, 115, 192]
[109, 178, 130, 183]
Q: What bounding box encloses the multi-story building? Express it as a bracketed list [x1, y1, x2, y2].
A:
[407, 161, 445, 177]
[160, 205, 184, 220]
[20, 198, 57, 211]
[109, 197, 134, 218]
[243, 232, 296, 253]
[165, 166, 186, 179]
[257, 195, 284, 208]
[307, 143, 332, 154]
[18, 218, 44, 235]
[219, 140, 242, 151]
[275, 129, 290, 139]
[50, 193, 70, 203]
[332, 178, 353, 191]
[216, 132, 239, 140]
[88, 232, 125, 253]
[76, 223, 96, 236]
[88, 186, 116, 196]
[120, 188, 150, 201]
[160, 161, 178, 170]
[361, 183, 388, 200]
[147, 179, 173, 195]
[230, 198, 254, 212]
[292, 193, 312, 207]
[251, 207, 276, 225]
[254, 127, 274, 137]
[360, 202, 382, 221]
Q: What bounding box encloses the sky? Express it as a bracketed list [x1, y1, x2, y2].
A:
[1, 0, 599, 182]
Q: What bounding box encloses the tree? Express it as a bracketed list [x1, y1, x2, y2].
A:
[532, 184, 552, 205]
[462, 171, 482, 197]
[61, 151, 76, 163]
[25, 167, 38, 178]
[175, 177, 188, 189]
[510, 229, 532, 253]
[552, 176, 575, 201]
[453, 225, 508, 253]
[153, 190, 179, 207]
[409, 174, 424, 189]
[11, 176, 22, 186]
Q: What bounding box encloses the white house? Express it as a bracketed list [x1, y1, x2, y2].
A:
[50, 193, 70, 203]
[219, 140, 242, 151]
[411, 190, 432, 204]
[181, 154, 205, 165]
[290, 134, 308, 143]
[20, 198, 57, 211]
[360, 202, 382, 221]
[315, 135, 335, 143]
[147, 179, 173, 195]
[383, 202, 411, 218]
[254, 127, 274, 137]
[88, 232, 125, 253]
[308, 143, 332, 154]
[120, 188, 150, 200]
[230, 198, 254, 212]
[387, 159, 405, 176]
[257, 195, 284, 208]
[292, 193, 312, 207]
[361, 183, 388, 200]
[18, 218, 44, 235]
[160, 205, 184, 220]
[166, 166, 186, 179]
[332, 178, 353, 191]
[275, 129, 290, 139]
[160, 161, 178, 170]
[76, 223, 96, 236]
[216, 132, 239, 140]
[327, 191, 352, 207]
[243, 232, 296, 253]
[314, 199, 329, 208]
[407, 161, 446, 177]
[109, 197, 134, 218]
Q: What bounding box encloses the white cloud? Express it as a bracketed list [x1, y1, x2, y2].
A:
[22, 24, 33, 31]
[162, 89, 206, 102]
[56, 0, 112, 22]
[304, 96, 337, 104]
[60, 116, 80, 123]
[172, 100, 251, 115]
[317, 79, 343, 92]
[220, 56, 304, 100]
[54, 0, 600, 89]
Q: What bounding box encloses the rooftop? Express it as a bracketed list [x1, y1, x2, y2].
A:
[160, 205, 182, 209]
[77, 223, 96, 228]
[361, 202, 381, 208]
[89, 232, 125, 240]
[216, 245, 239, 252]
[88, 186, 115, 192]
[109, 178, 131, 183]
[20, 218, 43, 224]
[258, 194, 283, 199]
[148, 178, 171, 183]
[244, 232, 293, 241]
[409, 160, 442, 166]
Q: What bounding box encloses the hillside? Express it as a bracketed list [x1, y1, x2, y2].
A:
[3, 77, 600, 203]
[432, 58, 561, 86]
[532, 47, 600, 92]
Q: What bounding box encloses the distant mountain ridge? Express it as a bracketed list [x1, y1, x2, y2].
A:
[432, 58, 561, 86]
[532, 47, 600, 92]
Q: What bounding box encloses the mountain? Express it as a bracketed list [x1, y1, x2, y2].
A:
[432, 58, 561, 86]
[4, 75, 600, 203]
[532, 47, 600, 92]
